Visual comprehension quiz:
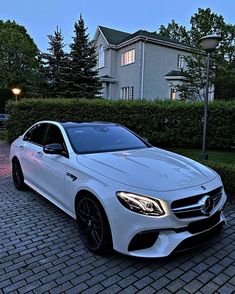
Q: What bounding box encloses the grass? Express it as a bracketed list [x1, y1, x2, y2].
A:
[0, 128, 8, 141]
[168, 148, 235, 166]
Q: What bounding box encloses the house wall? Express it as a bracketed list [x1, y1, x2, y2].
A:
[95, 33, 110, 76]
[143, 43, 190, 100]
[115, 42, 142, 99]
[95, 33, 119, 99]
[95, 29, 192, 100]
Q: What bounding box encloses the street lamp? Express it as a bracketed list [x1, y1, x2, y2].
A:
[199, 35, 222, 160]
[12, 87, 21, 101]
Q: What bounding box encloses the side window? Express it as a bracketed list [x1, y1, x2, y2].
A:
[44, 125, 65, 146]
[23, 123, 48, 145]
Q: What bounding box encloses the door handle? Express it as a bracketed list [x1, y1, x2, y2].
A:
[36, 151, 43, 157]
[19, 145, 24, 150]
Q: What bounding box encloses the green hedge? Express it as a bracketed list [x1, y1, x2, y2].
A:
[6, 98, 235, 198]
[203, 161, 235, 201]
[7, 98, 235, 150]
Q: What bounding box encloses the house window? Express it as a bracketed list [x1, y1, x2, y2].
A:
[170, 88, 176, 100]
[121, 86, 134, 100]
[98, 44, 105, 68]
[121, 49, 135, 66]
[177, 55, 184, 69]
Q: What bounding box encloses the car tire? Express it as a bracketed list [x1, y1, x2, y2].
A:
[76, 194, 112, 254]
[12, 158, 26, 190]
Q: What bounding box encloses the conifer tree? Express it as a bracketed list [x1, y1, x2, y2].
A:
[62, 15, 101, 98]
[42, 27, 67, 97]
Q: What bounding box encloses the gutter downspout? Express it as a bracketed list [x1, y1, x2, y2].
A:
[140, 38, 147, 100]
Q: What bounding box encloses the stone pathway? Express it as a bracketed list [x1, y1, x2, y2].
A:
[0, 139, 235, 294]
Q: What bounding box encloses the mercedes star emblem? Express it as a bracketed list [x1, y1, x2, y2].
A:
[199, 195, 214, 215]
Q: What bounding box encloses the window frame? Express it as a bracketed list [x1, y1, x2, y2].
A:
[23, 123, 49, 147]
[121, 86, 134, 100]
[43, 124, 69, 158]
[170, 88, 177, 100]
[121, 49, 135, 66]
[98, 44, 105, 68]
[177, 54, 184, 69]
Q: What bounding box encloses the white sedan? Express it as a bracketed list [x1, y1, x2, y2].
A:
[10, 121, 227, 257]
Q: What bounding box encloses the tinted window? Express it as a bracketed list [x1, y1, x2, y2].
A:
[44, 125, 65, 146]
[66, 125, 148, 154]
[23, 123, 48, 145]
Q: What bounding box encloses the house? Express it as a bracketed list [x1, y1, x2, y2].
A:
[94, 26, 193, 100]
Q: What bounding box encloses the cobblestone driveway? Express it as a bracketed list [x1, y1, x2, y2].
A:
[0, 139, 235, 294]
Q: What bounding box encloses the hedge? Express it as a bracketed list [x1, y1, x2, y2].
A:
[6, 98, 235, 198]
[202, 161, 235, 201]
[6, 98, 235, 150]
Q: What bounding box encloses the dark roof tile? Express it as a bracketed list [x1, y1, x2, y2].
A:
[98, 26, 192, 48]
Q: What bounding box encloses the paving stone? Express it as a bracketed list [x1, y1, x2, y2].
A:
[99, 284, 122, 294]
[134, 276, 154, 290]
[151, 276, 171, 290]
[183, 279, 204, 293]
[118, 275, 138, 288]
[166, 278, 186, 292]
[217, 283, 235, 294]
[181, 270, 198, 282]
[0, 139, 234, 294]
[200, 281, 220, 293]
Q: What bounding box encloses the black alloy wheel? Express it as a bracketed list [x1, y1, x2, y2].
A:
[12, 158, 26, 190]
[76, 195, 112, 254]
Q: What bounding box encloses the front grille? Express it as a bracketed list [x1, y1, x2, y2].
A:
[171, 186, 223, 219]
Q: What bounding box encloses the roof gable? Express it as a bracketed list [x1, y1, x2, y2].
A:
[96, 26, 192, 51]
[98, 26, 130, 45]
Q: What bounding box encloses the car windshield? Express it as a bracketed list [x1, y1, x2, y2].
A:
[65, 125, 149, 154]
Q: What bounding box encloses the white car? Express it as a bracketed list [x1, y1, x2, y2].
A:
[10, 121, 227, 258]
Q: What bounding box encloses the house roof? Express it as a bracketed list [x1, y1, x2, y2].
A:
[164, 70, 186, 77]
[98, 26, 130, 45]
[164, 70, 188, 81]
[98, 26, 192, 49]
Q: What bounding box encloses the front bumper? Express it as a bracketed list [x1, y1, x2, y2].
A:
[108, 185, 227, 258]
[126, 211, 226, 258]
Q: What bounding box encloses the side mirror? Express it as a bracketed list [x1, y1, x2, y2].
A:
[43, 143, 64, 155]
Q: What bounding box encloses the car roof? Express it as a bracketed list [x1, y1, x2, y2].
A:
[60, 121, 119, 128]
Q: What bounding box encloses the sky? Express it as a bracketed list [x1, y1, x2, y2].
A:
[1, 0, 234, 52]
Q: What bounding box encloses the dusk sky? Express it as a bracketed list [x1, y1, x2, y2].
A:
[1, 0, 234, 52]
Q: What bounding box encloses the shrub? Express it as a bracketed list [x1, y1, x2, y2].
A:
[6, 98, 235, 198]
[200, 161, 235, 200]
[7, 98, 235, 150]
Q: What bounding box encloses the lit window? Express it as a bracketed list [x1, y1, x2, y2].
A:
[177, 55, 184, 69]
[170, 88, 176, 100]
[121, 49, 135, 66]
[98, 44, 105, 68]
[121, 86, 134, 100]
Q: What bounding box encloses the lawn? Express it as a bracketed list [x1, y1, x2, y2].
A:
[168, 148, 235, 166]
[0, 129, 8, 141]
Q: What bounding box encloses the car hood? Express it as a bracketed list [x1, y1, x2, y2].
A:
[77, 147, 217, 191]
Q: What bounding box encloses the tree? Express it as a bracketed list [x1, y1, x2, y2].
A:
[158, 20, 190, 45]
[61, 15, 101, 98]
[0, 20, 39, 97]
[41, 27, 68, 97]
[157, 8, 235, 100]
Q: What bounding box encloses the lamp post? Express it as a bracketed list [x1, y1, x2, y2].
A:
[12, 87, 21, 101]
[199, 35, 222, 160]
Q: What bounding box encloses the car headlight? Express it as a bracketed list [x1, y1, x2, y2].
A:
[116, 192, 165, 216]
